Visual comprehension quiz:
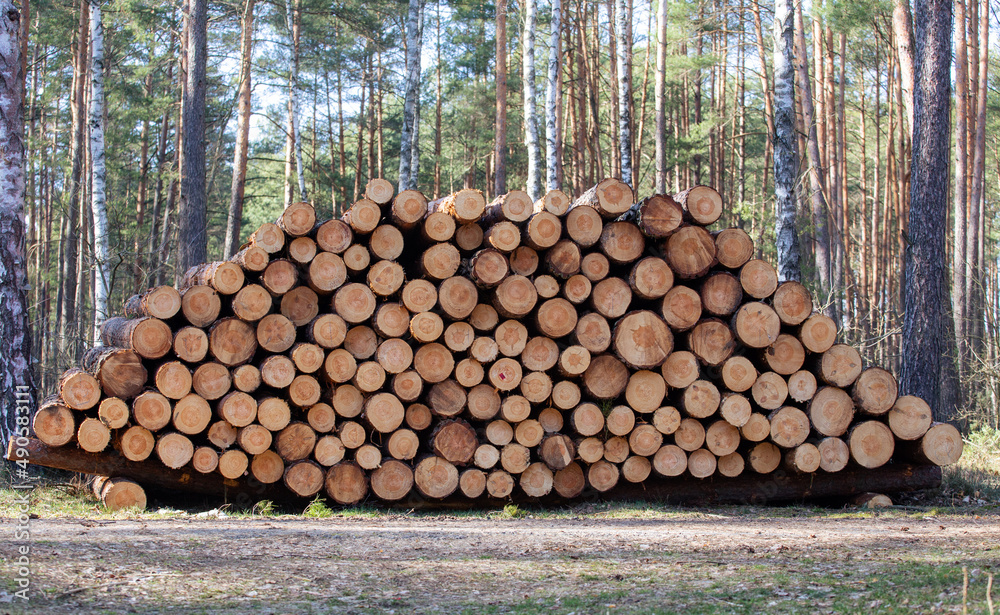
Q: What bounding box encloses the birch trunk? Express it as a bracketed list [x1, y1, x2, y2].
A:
[522, 0, 542, 200]
[544, 0, 561, 191]
[771, 0, 799, 282]
[0, 0, 35, 453]
[653, 0, 667, 192]
[224, 0, 254, 258]
[614, 0, 631, 188]
[284, 0, 306, 204]
[398, 0, 422, 190]
[88, 0, 109, 345]
[495, 0, 507, 195]
[410, 8, 423, 184]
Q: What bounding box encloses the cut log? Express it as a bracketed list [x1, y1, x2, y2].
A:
[818, 344, 863, 387]
[581, 354, 629, 400]
[848, 421, 895, 469]
[97, 398, 129, 429]
[207, 421, 237, 449]
[372, 460, 415, 501]
[787, 370, 818, 403]
[785, 443, 821, 473]
[748, 442, 781, 474]
[534, 275, 560, 298]
[217, 391, 257, 427]
[606, 406, 635, 436]
[250, 450, 284, 483]
[899, 423, 963, 466]
[438, 276, 478, 320]
[520, 462, 554, 497]
[313, 220, 352, 254]
[455, 224, 484, 251]
[307, 402, 337, 433]
[580, 252, 610, 281]
[278, 201, 317, 237]
[325, 461, 369, 504]
[699, 272, 743, 316]
[714, 228, 754, 269]
[576, 437, 605, 463]
[804, 386, 855, 437]
[286, 237, 316, 264]
[798, 313, 837, 353]
[629, 257, 673, 300]
[520, 371, 553, 404]
[368, 260, 406, 297]
[625, 370, 666, 413]
[58, 368, 102, 410]
[674, 418, 706, 451]
[652, 444, 688, 476]
[291, 343, 326, 374]
[486, 470, 516, 498]
[612, 310, 673, 369]
[508, 246, 539, 277]
[174, 327, 209, 363]
[231, 245, 269, 273]
[343, 326, 378, 359]
[674, 185, 723, 225]
[653, 406, 682, 435]
[470, 248, 509, 288]
[489, 358, 523, 391]
[687, 449, 718, 479]
[525, 211, 563, 249]
[763, 334, 806, 375]
[887, 395, 933, 440]
[355, 444, 383, 470]
[462, 384, 498, 420]
[342, 198, 381, 233]
[852, 368, 898, 415]
[515, 419, 545, 447]
[132, 391, 172, 431]
[261, 259, 299, 296]
[682, 380, 721, 418]
[250, 221, 285, 253]
[817, 436, 850, 472]
[732, 302, 781, 348]
[599, 221, 645, 265]
[535, 298, 578, 339]
[604, 436, 629, 463]
[572, 178, 633, 218]
[209, 317, 257, 366]
[620, 194, 684, 237]
[391, 189, 428, 228]
[323, 349, 357, 383]
[181, 261, 245, 295]
[628, 424, 664, 457]
[720, 356, 756, 392]
[553, 462, 586, 498]
[100, 316, 172, 359]
[338, 421, 366, 448]
[289, 375, 322, 407]
[744, 413, 774, 446]
[231, 284, 272, 322]
[372, 303, 410, 339]
[564, 205, 602, 247]
[486, 419, 514, 446]
[493, 275, 538, 318]
[365, 177, 395, 204]
[570, 402, 605, 436]
[659, 351, 698, 390]
[474, 443, 501, 469]
[123, 285, 182, 320]
[334, 283, 377, 324]
[772, 281, 813, 325]
[660, 285, 702, 331]
[429, 188, 486, 223]
[172, 394, 212, 435]
[76, 418, 110, 453]
[717, 452, 745, 477]
[590, 277, 632, 319]
[587, 460, 620, 492]
[687, 318, 736, 366]
[414, 456, 460, 499]
[307, 252, 348, 294]
[562, 274, 592, 304]
[483, 190, 534, 224]
[413, 343, 455, 383]
[665, 226, 716, 279]
[420, 243, 461, 281]
[769, 406, 810, 448]
[256, 314, 296, 353]
[739, 259, 778, 299]
[545, 239, 581, 277]
[118, 425, 155, 461]
[551, 381, 581, 410]
[427, 379, 467, 417]
[751, 372, 788, 410]
[573, 313, 611, 354]
[189, 364, 231, 402]
[257, 397, 291, 431]
[719, 393, 752, 427]
[377, 338, 414, 374]
[454, 357, 484, 387]
[391, 371, 423, 403]
[484, 220, 520, 252]
[537, 434, 575, 470]
[261, 354, 296, 389]
[275, 422, 317, 461]
[387, 429, 420, 460]
[494, 320, 529, 356]
[444, 322, 475, 351]
[342, 244, 371, 274]
[156, 432, 194, 469]
[533, 188, 571, 216]
[422, 211, 456, 242]
[193, 447, 220, 474]
[410, 311, 444, 343]
[95, 477, 147, 511]
[333, 386, 364, 419]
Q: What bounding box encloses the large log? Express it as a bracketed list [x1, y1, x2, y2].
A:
[100, 317, 172, 359]
[82, 347, 147, 399]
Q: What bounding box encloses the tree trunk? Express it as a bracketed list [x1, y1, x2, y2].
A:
[179, 0, 207, 274]
[522, 0, 542, 200]
[901, 0, 957, 420]
[892, 0, 915, 134]
[88, 0, 109, 346]
[614, 0, 632, 188]
[653, 0, 668, 192]
[966, 0, 988, 354]
[771, 0, 800, 282]
[0, 0, 35, 454]
[398, 0, 422, 190]
[952, 0, 969, 376]
[133, 62, 153, 292]
[544, 0, 561, 191]
[224, 0, 254, 258]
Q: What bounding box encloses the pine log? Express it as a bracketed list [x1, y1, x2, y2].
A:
[772, 281, 813, 325]
[429, 189, 486, 223]
[367, 260, 406, 297]
[484, 220, 520, 252]
[427, 379, 467, 417]
[97, 398, 129, 429]
[764, 334, 806, 375]
[414, 456, 460, 499]
[123, 285, 182, 320]
[173, 326, 209, 363]
[456, 223, 485, 251]
[798, 313, 837, 353]
[604, 406, 634, 436]
[571, 178, 634, 218]
[342, 198, 381, 233]
[157, 432, 194, 469]
[665, 226, 716, 279]
[719, 393, 752, 427]
[261, 259, 299, 296]
[652, 406, 681, 435]
[422, 211, 456, 242]
[576, 437, 604, 463]
[488, 358, 522, 391]
[720, 356, 756, 392]
[307, 402, 337, 433]
[288, 236, 318, 264]
[551, 381, 582, 410]
[652, 444, 688, 476]
[751, 372, 788, 410]
[342, 244, 371, 274]
[94, 477, 147, 511]
[538, 406, 565, 431]
[769, 406, 811, 448]
[564, 205, 602, 247]
[732, 302, 781, 348]
[687, 318, 736, 366]
[438, 276, 478, 320]
[587, 460, 620, 492]
[315, 219, 353, 253]
[77, 418, 111, 453]
[58, 368, 102, 410]
[132, 390, 172, 431]
[506, 247, 537, 278]
[619, 194, 684, 237]
[206, 421, 237, 449]
[674, 185, 723, 225]
[217, 391, 257, 427]
[443, 322, 475, 351]
[628, 257, 673, 300]
[332, 386, 364, 419]
[486, 470, 516, 498]
[344, 326, 378, 360]
[520, 462, 554, 497]
[534, 275, 560, 298]
[785, 443, 821, 473]
[392, 371, 424, 402]
[365, 177, 395, 204]
[323, 349, 357, 384]
[687, 449, 718, 479]
[625, 370, 666, 413]
[249, 222, 285, 253]
[628, 425, 664, 457]
[193, 447, 220, 474]
[231, 284, 272, 322]
[473, 443, 501, 469]
[209, 317, 257, 366]
[371, 460, 415, 501]
[278, 201, 317, 237]
[410, 311, 444, 343]
[714, 228, 755, 269]
[231, 245, 270, 273]
[192, 362, 232, 400]
[748, 442, 781, 474]
[325, 461, 369, 504]
[307, 252, 348, 294]
[599, 221, 645, 265]
[413, 343, 455, 383]
[590, 277, 632, 319]
[682, 380, 721, 418]
[118, 425, 155, 461]
[515, 419, 545, 447]
[276, 422, 317, 461]
[355, 444, 383, 470]
[387, 429, 420, 460]
[377, 338, 414, 375]
[180, 261, 245, 295]
[536, 434, 575, 471]
[581, 354, 629, 400]
[493, 274, 538, 318]
[470, 248, 509, 288]
[562, 274, 592, 304]
[392, 189, 428, 228]
[338, 421, 366, 448]
[700, 272, 743, 316]
[520, 371, 553, 404]
[818, 344, 863, 387]
[257, 397, 291, 431]
[289, 375, 322, 407]
[494, 319, 529, 356]
[334, 283, 377, 324]
[887, 395, 933, 440]
[172, 393, 212, 435]
[612, 311, 675, 369]
[525, 211, 563, 249]
[552, 462, 586, 498]
[580, 252, 610, 281]
[572, 312, 610, 354]
[100, 316, 172, 359]
[659, 351, 699, 392]
[852, 368, 899, 415]
[486, 419, 514, 446]
[570, 402, 605, 436]
[787, 370, 818, 403]
[817, 436, 850, 472]
[739, 259, 778, 299]
[898, 423, 963, 466]
[674, 418, 706, 451]
[848, 420, 895, 469]
[250, 450, 284, 482]
[660, 285, 702, 331]
[716, 452, 745, 478]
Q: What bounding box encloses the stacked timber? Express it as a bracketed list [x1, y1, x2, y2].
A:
[27, 178, 962, 509]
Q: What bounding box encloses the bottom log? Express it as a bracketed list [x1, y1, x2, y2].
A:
[10, 437, 942, 508]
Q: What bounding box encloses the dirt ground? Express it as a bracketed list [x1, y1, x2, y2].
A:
[2, 507, 999, 615]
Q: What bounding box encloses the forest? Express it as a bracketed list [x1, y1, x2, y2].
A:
[7, 0, 999, 433]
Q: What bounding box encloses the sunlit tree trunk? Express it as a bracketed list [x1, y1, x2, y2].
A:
[398, 0, 423, 190]
[544, 0, 561, 190]
[614, 0, 631, 187]
[179, 0, 208, 274]
[495, 0, 507, 195]
[772, 0, 799, 282]
[224, 0, 254, 258]
[88, 0, 108, 345]
[523, 0, 542, 200]
[653, 0, 667, 192]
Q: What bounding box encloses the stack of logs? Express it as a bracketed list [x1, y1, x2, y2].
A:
[31, 177, 964, 509]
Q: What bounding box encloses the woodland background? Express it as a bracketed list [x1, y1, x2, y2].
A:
[15, 0, 1000, 431]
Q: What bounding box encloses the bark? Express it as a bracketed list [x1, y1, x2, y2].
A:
[614, 0, 631, 188]
[88, 0, 109, 345]
[133, 61, 153, 292]
[522, 0, 542, 200]
[224, 0, 254, 258]
[179, 0, 208, 274]
[398, 0, 422, 190]
[285, 0, 306, 204]
[495, 0, 507, 195]
[901, 0, 957, 420]
[952, 0, 968, 369]
[966, 0, 988, 352]
[892, 0, 915, 134]
[771, 0, 800, 282]
[653, 0, 667, 192]
[0, 0, 35, 454]
[544, 0, 560, 190]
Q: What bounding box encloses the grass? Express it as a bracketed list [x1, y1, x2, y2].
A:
[943, 426, 1000, 504]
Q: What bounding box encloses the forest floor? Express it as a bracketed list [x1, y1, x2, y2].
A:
[1, 435, 997, 615]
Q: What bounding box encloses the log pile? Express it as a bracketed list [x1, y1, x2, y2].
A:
[22, 178, 963, 509]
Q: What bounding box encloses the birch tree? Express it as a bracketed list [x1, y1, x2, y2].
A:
[614, 0, 631, 187]
[653, 0, 667, 193]
[544, 0, 561, 191]
[495, 0, 507, 195]
[88, 0, 109, 344]
[522, 0, 542, 200]
[0, 0, 35, 453]
[285, 0, 306, 206]
[224, 0, 255, 258]
[179, 0, 208, 274]
[771, 0, 800, 282]
[398, 0, 423, 190]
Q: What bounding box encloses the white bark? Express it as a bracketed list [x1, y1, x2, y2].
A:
[772, 0, 800, 282]
[615, 0, 632, 188]
[398, 0, 423, 190]
[522, 0, 542, 200]
[654, 0, 668, 192]
[89, 1, 110, 344]
[411, 7, 424, 183]
[285, 0, 306, 204]
[544, 0, 561, 191]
